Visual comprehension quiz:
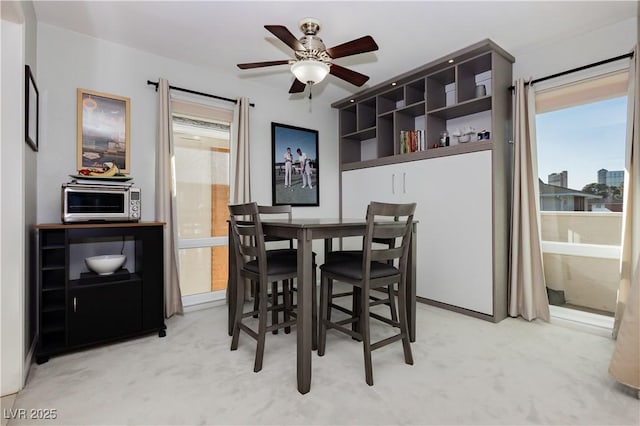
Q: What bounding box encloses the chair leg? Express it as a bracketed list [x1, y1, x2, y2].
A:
[312, 267, 318, 350]
[397, 278, 414, 366]
[252, 281, 259, 318]
[271, 282, 279, 335]
[387, 284, 398, 323]
[254, 281, 268, 373]
[317, 273, 329, 356]
[231, 276, 245, 351]
[361, 288, 374, 386]
[283, 279, 291, 334]
[326, 278, 333, 321]
[352, 287, 362, 341]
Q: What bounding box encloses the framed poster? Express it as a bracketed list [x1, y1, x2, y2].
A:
[77, 88, 130, 172]
[271, 122, 319, 206]
[25, 65, 39, 152]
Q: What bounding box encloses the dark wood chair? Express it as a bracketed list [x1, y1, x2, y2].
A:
[318, 201, 416, 385]
[257, 205, 295, 334]
[257, 204, 317, 342]
[228, 202, 298, 372]
[325, 233, 399, 325]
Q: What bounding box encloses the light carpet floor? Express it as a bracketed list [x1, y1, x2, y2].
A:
[6, 302, 640, 425]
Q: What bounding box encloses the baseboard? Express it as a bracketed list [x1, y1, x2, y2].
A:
[417, 296, 497, 322]
[183, 298, 226, 313]
[549, 305, 614, 337]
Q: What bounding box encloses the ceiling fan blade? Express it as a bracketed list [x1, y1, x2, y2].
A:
[237, 60, 291, 69]
[288, 79, 306, 94]
[326, 35, 379, 59]
[265, 25, 304, 51]
[330, 64, 370, 87]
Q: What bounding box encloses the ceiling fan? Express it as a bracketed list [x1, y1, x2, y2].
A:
[237, 18, 379, 95]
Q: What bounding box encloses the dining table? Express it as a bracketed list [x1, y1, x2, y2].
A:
[227, 217, 417, 394]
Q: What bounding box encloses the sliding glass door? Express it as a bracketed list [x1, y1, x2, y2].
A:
[172, 100, 232, 305]
[535, 70, 628, 321]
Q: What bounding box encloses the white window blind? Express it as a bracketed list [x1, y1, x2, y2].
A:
[535, 69, 629, 114]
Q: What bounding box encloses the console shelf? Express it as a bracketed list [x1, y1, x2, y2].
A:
[35, 222, 165, 363]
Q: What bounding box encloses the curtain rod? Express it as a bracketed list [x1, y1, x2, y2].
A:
[508, 51, 634, 91]
[146, 80, 255, 107]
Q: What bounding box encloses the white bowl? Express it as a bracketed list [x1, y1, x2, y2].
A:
[85, 254, 126, 275]
[458, 134, 471, 143]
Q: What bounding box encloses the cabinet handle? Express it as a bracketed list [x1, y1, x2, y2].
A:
[403, 172, 407, 194]
[73, 297, 77, 313]
[392, 173, 396, 194]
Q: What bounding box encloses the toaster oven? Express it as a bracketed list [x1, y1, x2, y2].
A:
[62, 183, 140, 223]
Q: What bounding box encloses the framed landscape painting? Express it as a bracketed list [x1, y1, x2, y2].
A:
[271, 122, 319, 207]
[77, 88, 130, 172]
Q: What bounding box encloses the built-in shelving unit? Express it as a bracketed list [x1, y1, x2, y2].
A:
[335, 39, 515, 323]
[333, 39, 514, 172]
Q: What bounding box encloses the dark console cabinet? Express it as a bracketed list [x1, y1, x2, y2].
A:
[36, 222, 165, 363]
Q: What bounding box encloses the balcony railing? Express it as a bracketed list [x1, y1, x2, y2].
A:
[540, 211, 621, 315]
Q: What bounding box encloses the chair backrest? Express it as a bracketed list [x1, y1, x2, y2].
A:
[258, 204, 293, 247]
[362, 201, 416, 278]
[228, 202, 268, 274]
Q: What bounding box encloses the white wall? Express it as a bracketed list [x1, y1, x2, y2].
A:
[36, 23, 340, 225]
[1, 17, 26, 397]
[1, 0, 38, 397]
[513, 17, 637, 82]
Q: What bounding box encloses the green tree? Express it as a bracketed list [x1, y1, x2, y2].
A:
[613, 182, 624, 200]
[582, 182, 609, 198]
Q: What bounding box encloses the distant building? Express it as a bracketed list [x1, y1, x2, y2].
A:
[548, 171, 568, 188]
[597, 168, 624, 188]
[539, 179, 601, 211]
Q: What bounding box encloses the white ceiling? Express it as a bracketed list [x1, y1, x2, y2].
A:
[33, 1, 637, 102]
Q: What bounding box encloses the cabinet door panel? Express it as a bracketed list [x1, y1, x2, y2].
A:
[342, 164, 402, 250]
[342, 163, 404, 217]
[69, 280, 142, 346]
[417, 151, 493, 314]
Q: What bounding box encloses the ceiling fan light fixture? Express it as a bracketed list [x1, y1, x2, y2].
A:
[291, 60, 330, 85]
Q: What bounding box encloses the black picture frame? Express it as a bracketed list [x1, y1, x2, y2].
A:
[271, 122, 319, 207]
[24, 65, 39, 152]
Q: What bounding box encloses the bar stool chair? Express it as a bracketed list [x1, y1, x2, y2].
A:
[318, 201, 416, 386]
[257, 205, 295, 334]
[228, 202, 298, 372]
[325, 234, 399, 325]
[258, 205, 318, 341]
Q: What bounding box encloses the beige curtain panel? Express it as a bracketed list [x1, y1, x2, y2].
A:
[509, 79, 550, 322]
[231, 97, 251, 204]
[229, 96, 252, 301]
[155, 78, 184, 317]
[609, 46, 639, 391]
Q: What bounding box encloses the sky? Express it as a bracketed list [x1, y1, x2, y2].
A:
[536, 96, 627, 191]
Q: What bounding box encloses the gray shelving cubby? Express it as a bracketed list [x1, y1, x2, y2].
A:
[334, 39, 514, 169]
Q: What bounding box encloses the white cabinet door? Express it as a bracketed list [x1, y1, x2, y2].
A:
[342, 163, 404, 218]
[415, 150, 494, 315]
[341, 150, 494, 316]
[342, 163, 404, 251]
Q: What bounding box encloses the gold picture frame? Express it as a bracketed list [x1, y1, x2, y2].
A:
[77, 88, 130, 173]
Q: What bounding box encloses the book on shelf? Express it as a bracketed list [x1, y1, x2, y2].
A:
[399, 130, 426, 154]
